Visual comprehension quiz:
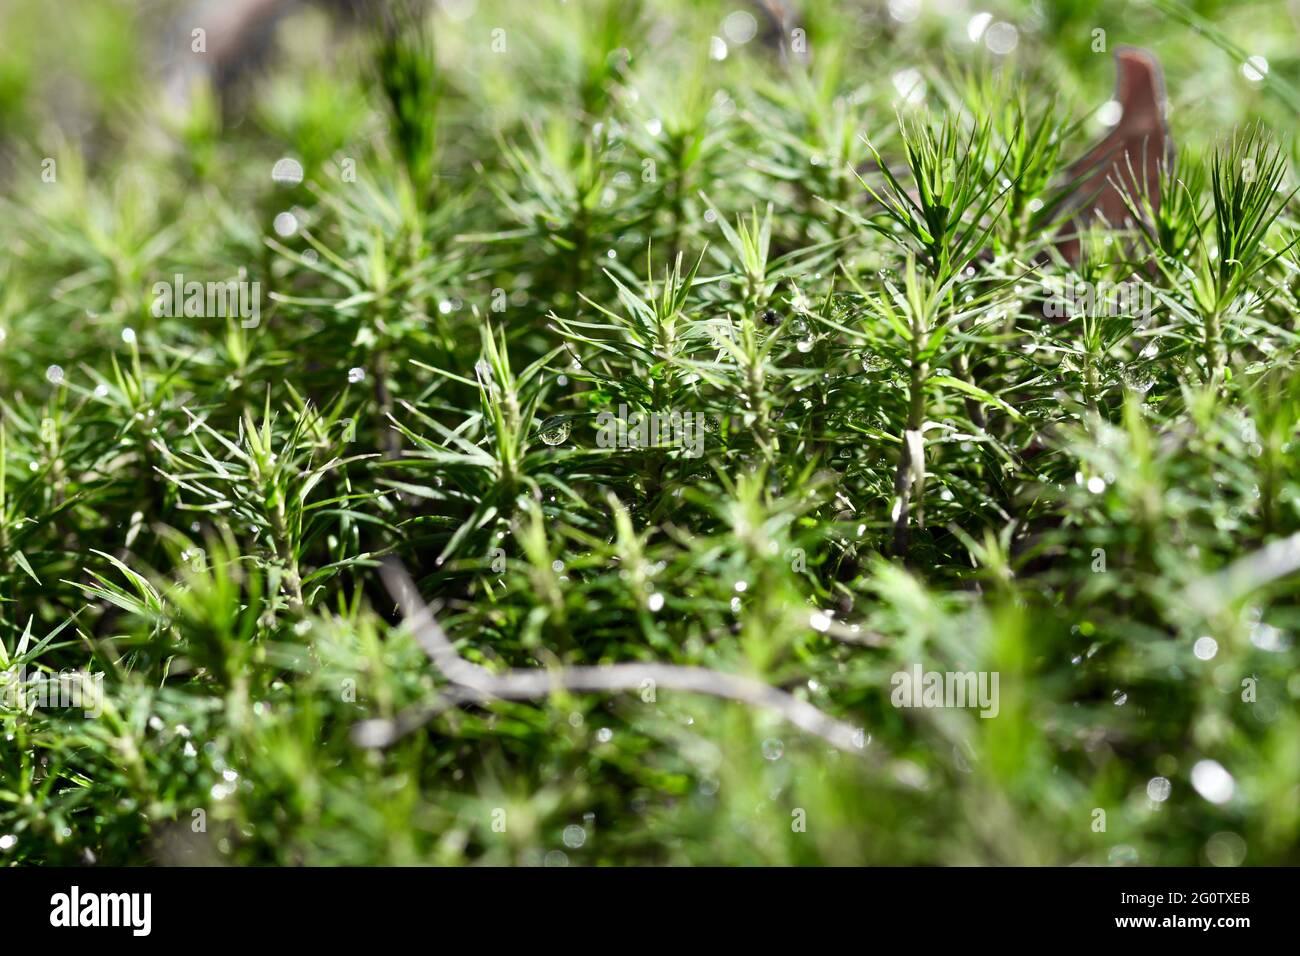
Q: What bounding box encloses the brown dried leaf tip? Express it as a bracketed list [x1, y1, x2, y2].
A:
[1058, 46, 1173, 264]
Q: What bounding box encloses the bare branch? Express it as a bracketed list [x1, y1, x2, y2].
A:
[352, 561, 871, 756]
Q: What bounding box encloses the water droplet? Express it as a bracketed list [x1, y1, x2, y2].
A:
[596, 727, 613, 743]
[1146, 776, 1171, 802]
[1241, 55, 1269, 83]
[210, 781, 235, 800]
[722, 10, 758, 43]
[1204, 831, 1247, 867]
[562, 824, 587, 849]
[1122, 366, 1155, 393]
[888, 0, 920, 23]
[271, 157, 304, 185]
[762, 738, 784, 761]
[1249, 621, 1287, 652]
[860, 352, 888, 374]
[1112, 689, 1128, 706]
[647, 592, 664, 612]
[440, 0, 477, 23]
[1193, 636, 1218, 660]
[1191, 759, 1235, 804]
[538, 416, 571, 445]
[273, 211, 298, 237]
[967, 12, 993, 42]
[892, 68, 926, 106]
[121, 327, 136, 344]
[709, 36, 728, 60]
[809, 611, 831, 632]
[1108, 844, 1139, 865]
[984, 21, 1018, 55]
[347, 367, 366, 384]
[45, 365, 64, 384]
[0, 834, 16, 851]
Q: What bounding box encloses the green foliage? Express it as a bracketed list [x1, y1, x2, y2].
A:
[1, 0, 1298, 867]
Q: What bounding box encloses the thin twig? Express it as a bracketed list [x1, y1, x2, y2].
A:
[350, 561, 871, 756]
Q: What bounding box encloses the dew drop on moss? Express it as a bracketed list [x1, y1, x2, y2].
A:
[538, 416, 570, 445]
